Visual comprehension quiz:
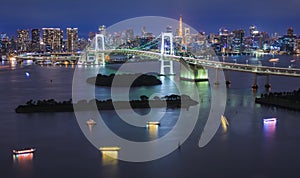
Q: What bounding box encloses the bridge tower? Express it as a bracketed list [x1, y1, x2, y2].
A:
[160, 32, 174, 75]
[95, 34, 105, 65]
[85, 34, 105, 65]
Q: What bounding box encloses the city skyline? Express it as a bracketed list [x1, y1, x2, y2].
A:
[0, 0, 299, 37]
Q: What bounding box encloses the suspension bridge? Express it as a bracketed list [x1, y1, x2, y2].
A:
[79, 32, 300, 89]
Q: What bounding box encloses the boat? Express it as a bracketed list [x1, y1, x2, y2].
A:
[269, 58, 279, 63]
[263, 117, 277, 124]
[146, 121, 160, 126]
[86, 119, 96, 125]
[99, 146, 121, 151]
[12, 148, 36, 155]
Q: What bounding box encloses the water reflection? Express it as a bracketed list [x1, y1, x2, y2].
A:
[13, 153, 33, 171]
[101, 150, 119, 166]
[221, 115, 229, 133]
[263, 118, 277, 138]
[147, 125, 158, 140]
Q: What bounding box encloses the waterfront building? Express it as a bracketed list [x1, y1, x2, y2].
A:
[295, 38, 300, 54]
[78, 37, 88, 51]
[17, 29, 30, 52]
[0, 33, 9, 54]
[42, 28, 63, 52]
[231, 29, 245, 52]
[66, 28, 78, 52]
[249, 25, 257, 36]
[219, 27, 229, 53]
[31, 28, 40, 52]
[280, 27, 296, 54]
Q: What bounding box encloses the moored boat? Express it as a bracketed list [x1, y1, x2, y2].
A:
[13, 148, 36, 155]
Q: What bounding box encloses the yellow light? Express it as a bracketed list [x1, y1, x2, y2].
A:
[99, 147, 121, 151]
[146, 121, 160, 126]
[99, 147, 120, 165]
[147, 125, 158, 139]
[221, 115, 229, 133]
[101, 151, 118, 165]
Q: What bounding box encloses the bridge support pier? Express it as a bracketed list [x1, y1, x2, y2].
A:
[225, 70, 231, 86]
[265, 75, 271, 89]
[214, 68, 220, 85]
[160, 59, 174, 75]
[180, 63, 208, 82]
[252, 74, 258, 90]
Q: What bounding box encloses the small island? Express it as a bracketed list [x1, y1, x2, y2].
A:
[15, 94, 199, 113]
[87, 73, 162, 87]
[255, 88, 300, 111]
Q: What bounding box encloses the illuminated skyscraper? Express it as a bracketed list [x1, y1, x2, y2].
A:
[42, 28, 63, 52]
[125, 29, 134, 41]
[219, 27, 229, 52]
[179, 15, 183, 44]
[249, 25, 257, 37]
[0, 33, 9, 54]
[287, 27, 294, 37]
[179, 15, 183, 38]
[99, 25, 106, 35]
[231, 29, 245, 52]
[17, 29, 29, 52]
[31, 29, 40, 52]
[67, 28, 78, 52]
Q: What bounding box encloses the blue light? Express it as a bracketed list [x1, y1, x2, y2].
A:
[25, 72, 30, 77]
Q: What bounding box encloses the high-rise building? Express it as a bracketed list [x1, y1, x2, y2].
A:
[166, 26, 172, 33]
[179, 15, 183, 38]
[0, 33, 9, 54]
[17, 29, 30, 52]
[295, 38, 300, 54]
[249, 25, 257, 37]
[280, 27, 296, 54]
[99, 25, 106, 35]
[179, 15, 183, 45]
[88, 32, 95, 42]
[231, 29, 245, 52]
[66, 28, 78, 52]
[42, 28, 63, 52]
[287, 27, 294, 37]
[142, 26, 147, 37]
[219, 27, 229, 51]
[31, 29, 40, 52]
[125, 29, 134, 41]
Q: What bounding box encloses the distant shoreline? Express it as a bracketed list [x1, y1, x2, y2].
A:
[255, 89, 300, 111]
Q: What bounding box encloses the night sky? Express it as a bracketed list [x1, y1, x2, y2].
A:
[1, 0, 299, 37]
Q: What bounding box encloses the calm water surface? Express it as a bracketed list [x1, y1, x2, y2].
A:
[1, 55, 300, 178]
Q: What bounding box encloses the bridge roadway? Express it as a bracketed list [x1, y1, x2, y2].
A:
[90, 49, 300, 78]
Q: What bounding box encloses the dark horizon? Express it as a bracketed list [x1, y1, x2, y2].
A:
[1, 0, 300, 37]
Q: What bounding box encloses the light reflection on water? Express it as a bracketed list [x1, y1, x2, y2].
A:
[101, 151, 119, 166]
[147, 125, 158, 140]
[263, 120, 277, 138]
[13, 153, 33, 171]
